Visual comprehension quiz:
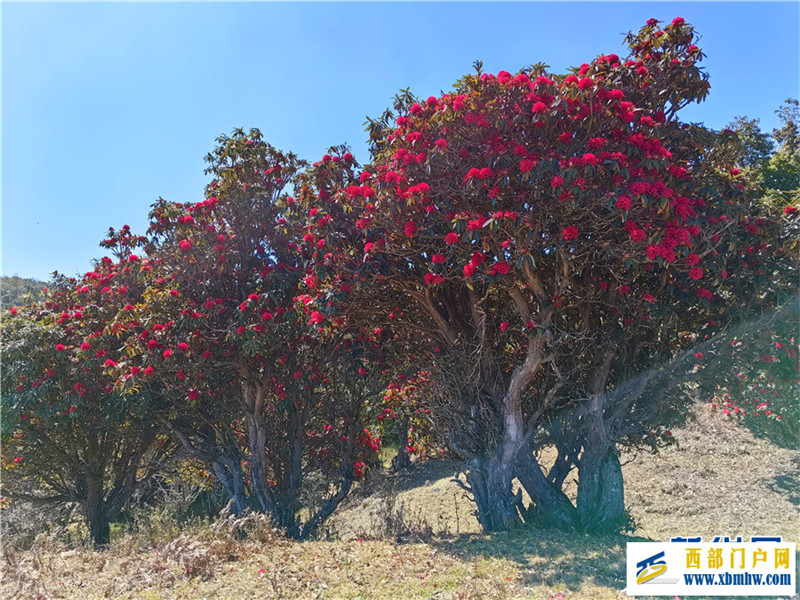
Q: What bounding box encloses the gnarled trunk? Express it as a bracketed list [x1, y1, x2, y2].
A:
[514, 447, 577, 530]
[466, 334, 551, 532]
[242, 381, 275, 518]
[465, 444, 523, 532]
[576, 445, 625, 532]
[576, 394, 625, 533]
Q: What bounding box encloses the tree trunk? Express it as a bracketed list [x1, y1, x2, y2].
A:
[300, 476, 353, 540]
[514, 447, 578, 530]
[212, 456, 249, 515]
[547, 443, 575, 490]
[392, 415, 411, 470]
[85, 475, 110, 546]
[576, 394, 625, 533]
[243, 381, 275, 517]
[277, 404, 304, 539]
[465, 335, 549, 533]
[465, 444, 523, 532]
[576, 445, 625, 532]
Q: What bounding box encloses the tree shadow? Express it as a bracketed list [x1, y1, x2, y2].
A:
[742, 418, 800, 451]
[379, 458, 466, 495]
[769, 458, 800, 506]
[430, 526, 653, 591]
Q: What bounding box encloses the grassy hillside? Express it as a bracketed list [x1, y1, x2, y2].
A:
[2, 402, 798, 599]
[0, 275, 46, 308]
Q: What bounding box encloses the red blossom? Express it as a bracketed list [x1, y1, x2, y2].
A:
[471, 252, 486, 266]
[562, 226, 579, 241]
[424, 273, 445, 285]
[616, 195, 631, 211]
[695, 287, 713, 300]
[489, 261, 511, 276]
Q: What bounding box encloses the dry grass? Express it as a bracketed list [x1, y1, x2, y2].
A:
[624, 403, 800, 543]
[2, 403, 798, 599]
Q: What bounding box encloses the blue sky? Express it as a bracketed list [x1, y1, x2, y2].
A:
[3, 2, 798, 281]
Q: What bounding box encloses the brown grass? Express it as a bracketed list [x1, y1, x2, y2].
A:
[2, 403, 798, 599]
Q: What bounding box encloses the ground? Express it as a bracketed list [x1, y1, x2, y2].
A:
[2, 402, 798, 599]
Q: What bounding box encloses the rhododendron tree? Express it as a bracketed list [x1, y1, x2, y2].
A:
[292, 18, 797, 532]
[1, 260, 172, 545]
[125, 130, 387, 537]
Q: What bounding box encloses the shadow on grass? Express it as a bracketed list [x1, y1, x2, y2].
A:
[380, 458, 466, 494]
[431, 526, 653, 591]
[769, 458, 800, 507]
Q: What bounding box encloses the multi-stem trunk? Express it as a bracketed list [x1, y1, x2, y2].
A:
[211, 456, 249, 515]
[242, 379, 275, 517]
[272, 401, 304, 538]
[514, 445, 578, 529]
[466, 335, 552, 532]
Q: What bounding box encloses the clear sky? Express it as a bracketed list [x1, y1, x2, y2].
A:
[2, 1, 798, 281]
